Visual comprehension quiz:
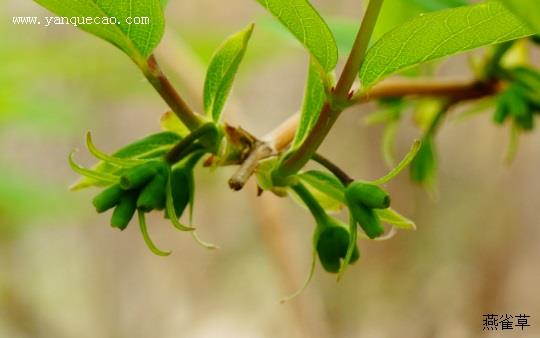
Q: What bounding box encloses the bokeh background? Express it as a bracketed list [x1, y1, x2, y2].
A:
[1, 1, 539, 337]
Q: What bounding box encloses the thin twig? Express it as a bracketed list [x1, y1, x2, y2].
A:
[228, 142, 274, 190]
[354, 78, 500, 103]
[262, 113, 300, 151]
[311, 153, 354, 185]
[226, 77, 501, 190]
[275, 0, 385, 179]
[227, 114, 299, 191]
[142, 55, 204, 131]
[334, 0, 385, 99]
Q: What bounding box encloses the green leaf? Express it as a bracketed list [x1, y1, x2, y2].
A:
[298, 170, 346, 212]
[160, 111, 190, 137]
[373, 0, 468, 45]
[503, 0, 540, 33]
[71, 132, 181, 190]
[204, 24, 254, 122]
[372, 0, 424, 43]
[411, 0, 468, 11]
[292, 59, 326, 149]
[360, 1, 534, 87]
[255, 0, 338, 71]
[34, 0, 165, 60]
[375, 208, 416, 230]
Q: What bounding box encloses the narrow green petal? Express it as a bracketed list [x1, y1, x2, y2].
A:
[280, 249, 317, 303]
[191, 231, 219, 250]
[68, 151, 118, 188]
[138, 210, 171, 257]
[504, 122, 521, 163]
[337, 213, 358, 281]
[372, 139, 421, 185]
[165, 175, 195, 231]
[86, 131, 146, 167]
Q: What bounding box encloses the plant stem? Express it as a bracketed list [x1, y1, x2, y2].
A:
[290, 183, 327, 221]
[164, 123, 216, 164]
[228, 142, 274, 191]
[334, 0, 384, 99]
[226, 77, 501, 190]
[274, 0, 384, 180]
[311, 153, 353, 185]
[274, 78, 500, 152]
[354, 78, 500, 103]
[274, 103, 336, 181]
[484, 41, 514, 79]
[263, 113, 301, 151]
[138, 55, 204, 131]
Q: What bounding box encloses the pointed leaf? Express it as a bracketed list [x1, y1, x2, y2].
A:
[360, 1, 534, 87]
[34, 0, 165, 60]
[292, 59, 326, 149]
[71, 132, 181, 190]
[503, 0, 540, 33]
[299, 170, 346, 203]
[375, 208, 416, 230]
[160, 111, 190, 137]
[255, 0, 338, 71]
[411, 0, 468, 11]
[297, 170, 346, 212]
[255, 157, 280, 191]
[204, 24, 254, 121]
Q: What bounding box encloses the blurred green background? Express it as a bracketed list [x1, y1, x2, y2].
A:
[1, 1, 539, 337]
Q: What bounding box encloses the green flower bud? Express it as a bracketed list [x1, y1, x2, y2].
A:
[346, 181, 390, 209]
[92, 184, 124, 213]
[516, 109, 534, 131]
[506, 86, 529, 121]
[120, 161, 167, 189]
[511, 66, 540, 91]
[493, 95, 509, 124]
[137, 172, 168, 212]
[317, 225, 359, 273]
[111, 191, 138, 230]
[348, 202, 384, 239]
[169, 166, 191, 218]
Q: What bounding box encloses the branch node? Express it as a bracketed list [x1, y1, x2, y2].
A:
[228, 142, 275, 191]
